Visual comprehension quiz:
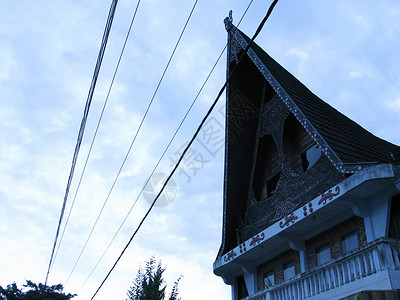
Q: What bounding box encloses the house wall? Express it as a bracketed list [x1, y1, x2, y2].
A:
[256, 249, 301, 291]
[256, 216, 366, 291]
[306, 216, 367, 269]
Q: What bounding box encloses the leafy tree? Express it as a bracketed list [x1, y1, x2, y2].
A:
[0, 280, 76, 300]
[126, 257, 181, 300]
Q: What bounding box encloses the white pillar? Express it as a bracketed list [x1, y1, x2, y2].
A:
[287, 237, 307, 272]
[362, 194, 391, 242]
[242, 263, 258, 296]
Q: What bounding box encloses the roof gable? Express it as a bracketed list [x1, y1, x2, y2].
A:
[231, 27, 400, 170]
[218, 23, 400, 258]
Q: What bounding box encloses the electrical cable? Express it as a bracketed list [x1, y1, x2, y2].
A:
[79, 38, 225, 294]
[45, 0, 119, 285]
[78, 0, 255, 291]
[90, 1, 279, 298]
[50, 0, 142, 275]
[64, 0, 199, 286]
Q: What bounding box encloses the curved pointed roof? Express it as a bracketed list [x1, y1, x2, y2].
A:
[237, 27, 400, 167]
[217, 25, 400, 258]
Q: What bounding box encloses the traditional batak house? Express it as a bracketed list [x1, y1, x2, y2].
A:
[213, 14, 400, 300]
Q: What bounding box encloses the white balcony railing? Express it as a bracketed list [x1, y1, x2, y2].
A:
[248, 238, 400, 300]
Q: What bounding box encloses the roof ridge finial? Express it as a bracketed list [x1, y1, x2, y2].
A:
[224, 10, 233, 31]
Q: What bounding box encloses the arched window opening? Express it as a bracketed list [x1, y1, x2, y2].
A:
[253, 134, 281, 201]
[283, 114, 317, 173]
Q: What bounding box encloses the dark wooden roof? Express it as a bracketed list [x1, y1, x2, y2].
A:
[217, 28, 400, 258]
[240, 29, 400, 165]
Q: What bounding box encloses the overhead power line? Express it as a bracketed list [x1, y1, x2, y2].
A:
[80, 35, 225, 294]
[51, 0, 142, 276]
[78, 0, 255, 291]
[90, 0, 279, 298]
[64, 0, 199, 286]
[45, 0, 119, 285]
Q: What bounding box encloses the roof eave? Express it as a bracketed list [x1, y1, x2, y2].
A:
[214, 163, 400, 278]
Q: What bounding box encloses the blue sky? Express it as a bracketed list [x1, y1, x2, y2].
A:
[1, 0, 400, 299]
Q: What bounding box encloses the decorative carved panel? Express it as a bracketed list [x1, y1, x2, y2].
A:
[260, 94, 290, 164]
[238, 154, 345, 243]
[228, 35, 243, 65]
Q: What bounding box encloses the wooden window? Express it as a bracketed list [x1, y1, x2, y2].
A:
[283, 261, 295, 280]
[341, 231, 359, 254]
[316, 244, 331, 265]
[263, 271, 274, 289]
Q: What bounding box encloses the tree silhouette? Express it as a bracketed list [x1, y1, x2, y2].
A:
[126, 257, 181, 300]
[0, 280, 76, 299]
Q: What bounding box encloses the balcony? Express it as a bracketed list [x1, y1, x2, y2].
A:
[247, 238, 400, 300]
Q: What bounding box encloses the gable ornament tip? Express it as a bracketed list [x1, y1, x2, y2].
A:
[224, 10, 233, 31]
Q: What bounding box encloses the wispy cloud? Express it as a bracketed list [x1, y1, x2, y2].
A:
[1, 1, 399, 300]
